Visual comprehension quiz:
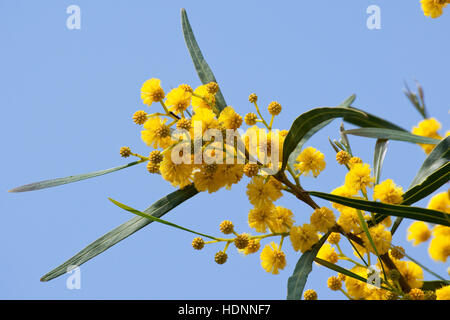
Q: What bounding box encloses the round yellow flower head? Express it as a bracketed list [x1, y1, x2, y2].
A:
[132, 110, 148, 125]
[165, 87, 192, 114]
[248, 204, 276, 233]
[294, 147, 326, 178]
[290, 223, 319, 253]
[344, 163, 374, 194]
[141, 78, 165, 106]
[327, 276, 342, 291]
[337, 273, 346, 282]
[337, 208, 362, 233]
[218, 106, 243, 130]
[428, 191, 450, 213]
[303, 289, 317, 300]
[317, 243, 338, 264]
[243, 239, 261, 255]
[436, 285, 450, 300]
[409, 288, 425, 300]
[147, 161, 160, 174]
[271, 206, 295, 233]
[267, 101, 282, 116]
[191, 107, 219, 134]
[243, 163, 259, 178]
[336, 150, 351, 165]
[421, 0, 448, 19]
[412, 117, 443, 154]
[219, 220, 234, 234]
[159, 154, 192, 189]
[361, 224, 392, 255]
[260, 242, 286, 275]
[345, 266, 371, 299]
[176, 118, 192, 131]
[119, 146, 131, 158]
[149, 150, 163, 164]
[193, 167, 227, 193]
[205, 82, 219, 94]
[214, 251, 228, 265]
[248, 93, 258, 103]
[330, 185, 357, 211]
[310, 207, 335, 233]
[244, 113, 258, 126]
[407, 221, 431, 246]
[141, 117, 173, 149]
[328, 232, 341, 245]
[373, 179, 403, 204]
[192, 237, 205, 250]
[395, 260, 424, 289]
[192, 84, 216, 110]
[428, 233, 450, 262]
[389, 246, 405, 260]
[234, 233, 250, 250]
[178, 84, 193, 93]
[246, 176, 282, 208]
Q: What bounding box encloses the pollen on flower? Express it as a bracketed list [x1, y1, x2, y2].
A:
[336, 150, 351, 165]
[192, 237, 205, 250]
[303, 289, 318, 300]
[234, 233, 250, 249]
[244, 112, 258, 126]
[248, 204, 276, 233]
[294, 147, 326, 178]
[119, 146, 132, 158]
[267, 101, 282, 116]
[310, 207, 335, 233]
[141, 78, 165, 106]
[260, 242, 286, 275]
[132, 110, 148, 125]
[327, 276, 342, 291]
[149, 150, 163, 164]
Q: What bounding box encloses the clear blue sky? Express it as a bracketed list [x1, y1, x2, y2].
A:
[1, 0, 449, 299]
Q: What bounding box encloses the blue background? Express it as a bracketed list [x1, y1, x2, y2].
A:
[1, 0, 449, 299]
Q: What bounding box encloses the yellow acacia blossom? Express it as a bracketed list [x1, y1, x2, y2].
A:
[330, 185, 357, 212]
[344, 163, 374, 194]
[218, 164, 244, 189]
[309, 207, 335, 233]
[141, 117, 173, 149]
[246, 176, 282, 208]
[428, 228, 450, 262]
[141, 78, 165, 106]
[191, 107, 219, 134]
[248, 204, 276, 233]
[290, 224, 319, 253]
[260, 242, 286, 275]
[412, 118, 443, 154]
[373, 179, 403, 204]
[337, 208, 362, 233]
[159, 154, 192, 189]
[193, 164, 226, 193]
[345, 266, 371, 299]
[165, 87, 191, 114]
[436, 285, 450, 300]
[407, 221, 431, 245]
[395, 260, 424, 289]
[316, 243, 338, 264]
[192, 84, 216, 110]
[218, 106, 243, 130]
[428, 191, 450, 213]
[294, 147, 326, 177]
[361, 224, 392, 255]
[420, 0, 449, 19]
[271, 206, 295, 233]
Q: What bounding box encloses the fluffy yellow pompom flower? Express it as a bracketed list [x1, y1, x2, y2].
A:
[436, 285, 450, 300]
[330, 185, 357, 212]
[420, 0, 448, 18]
[193, 165, 227, 193]
[248, 204, 276, 233]
[191, 107, 219, 134]
[412, 118, 443, 154]
[310, 207, 335, 233]
[361, 224, 392, 255]
[337, 208, 362, 233]
[260, 242, 286, 275]
[407, 221, 431, 246]
[290, 224, 319, 253]
[428, 233, 450, 262]
[345, 266, 370, 299]
[218, 106, 243, 130]
[395, 260, 424, 289]
[294, 147, 326, 177]
[316, 243, 338, 264]
[373, 179, 403, 204]
[159, 155, 192, 189]
[141, 78, 165, 106]
[344, 163, 374, 194]
[428, 191, 450, 213]
[246, 176, 282, 208]
[141, 117, 173, 149]
[165, 87, 191, 114]
[271, 206, 295, 233]
[191, 84, 216, 110]
[218, 164, 244, 189]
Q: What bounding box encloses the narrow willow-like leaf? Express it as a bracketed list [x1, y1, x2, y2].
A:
[390, 136, 449, 234]
[40, 184, 199, 282]
[421, 281, 450, 291]
[339, 94, 356, 108]
[343, 106, 406, 132]
[181, 8, 227, 114]
[9, 160, 145, 193]
[309, 191, 450, 227]
[109, 198, 217, 240]
[287, 232, 329, 300]
[373, 139, 388, 185]
[344, 128, 440, 145]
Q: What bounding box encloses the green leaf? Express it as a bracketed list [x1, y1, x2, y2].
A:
[421, 280, 450, 291]
[339, 94, 356, 108]
[9, 160, 145, 193]
[373, 139, 388, 185]
[390, 136, 450, 234]
[287, 232, 329, 300]
[40, 184, 199, 282]
[108, 197, 217, 240]
[309, 191, 450, 227]
[181, 8, 227, 114]
[342, 106, 407, 132]
[343, 128, 440, 145]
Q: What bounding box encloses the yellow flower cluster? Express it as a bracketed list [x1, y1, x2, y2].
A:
[420, 0, 450, 18]
[412, 118, 445, 154]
